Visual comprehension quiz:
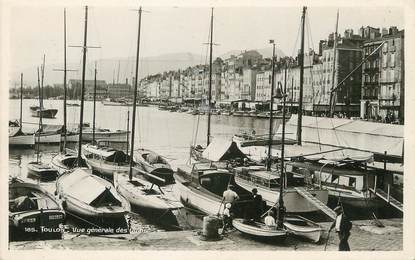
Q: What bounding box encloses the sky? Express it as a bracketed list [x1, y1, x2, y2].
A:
[8, 4, 404, 77]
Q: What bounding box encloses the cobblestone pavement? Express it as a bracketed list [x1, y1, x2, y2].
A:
[9, 218, 402, 251]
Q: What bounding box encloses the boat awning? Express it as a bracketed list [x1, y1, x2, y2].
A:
[202, 139, 247, 162]
[287, 161, 370, 176]
[84, 145, 128, 162]
[277, 115, 403, 158]
[60, 169, 107, 204]
[281, 144, 374, 162]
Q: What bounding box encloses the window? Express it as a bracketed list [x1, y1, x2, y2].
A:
[348, 177, 356, 188]
[390, 53, 396, 67]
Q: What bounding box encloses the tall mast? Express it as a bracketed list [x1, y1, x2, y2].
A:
[297, 6, 306, 146]
[207, 7, 214, 146]
[329, 10, 339, 117]
[41, 54, 45, 111]
[36, 68, 41, 163]
[19, 73, 23, 129]
[129, 6, 143, 181]
[93, 62, 97, 144]
[63, 8, 67, 151]
[267, 40, 276, 171]
[77, 6, 89, 166]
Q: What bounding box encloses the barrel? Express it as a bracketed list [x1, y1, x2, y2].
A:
[202, 215, 221, 239]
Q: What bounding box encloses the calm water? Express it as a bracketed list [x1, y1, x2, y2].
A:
[9, 98, 281, 237]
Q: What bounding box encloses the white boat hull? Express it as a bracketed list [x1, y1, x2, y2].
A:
[62, 133, 79, 143]
[173, 176, 223, 216]
[82, 131, 129, 142]
[235, 176, 328, 213]
[50, 153, 78, 175]
[114, 172, 182, 212]
[82, 156, 139, 178]
[232, 218, 287, 238]
[35, 133, 61, 144]
[9, 134, 35, 146]
[283, 215, 323, 243]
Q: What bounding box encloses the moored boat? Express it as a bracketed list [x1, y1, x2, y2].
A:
[81, 127, 129, 142]
[35, 124, 64, 144]
[9, 180, 65, 240]
[30, 106, 58, 118]
[114, 171, 182, 214]
[232, 218, 287, 239]
[283, 214, 323, 242]
[81, 143, 139, 178]
[50, 150, 81, 175]
[9, 126, 35, 147]
[27, 162, 59, 182]
[56, 168, 130, 219]
[134, 149, 175, 184]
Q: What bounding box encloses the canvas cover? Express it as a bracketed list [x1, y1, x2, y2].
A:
[202, 139, 247, 162]
[60, 168, 109, 205]
[277, 115, 403, 158]
[39, 124, 64, 134]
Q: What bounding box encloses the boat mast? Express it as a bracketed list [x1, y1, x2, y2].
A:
[329, 10, 339, 117]
[277, 63, 288, 229]
[36, 68, 41, 163]
[19, 73, 23, 130]
[129, 6, 143, 181]
[77, 6, 89, 166]
[207, 7, 214, 146]
[267, 40, 276, 171]
[63, 8, 68, 151]
[93, 62, 97, 144]
[297, 6, 306, 146]
[126, 109, 130, 155]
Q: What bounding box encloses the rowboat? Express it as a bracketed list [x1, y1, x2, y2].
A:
[232, 218, 287, 238]
[81, 143, 139, 178]
[27, 162, 59, 182]
[232, 132, 296, 147]
[134, 149, 175, 184]
[9, 179, 65, 239]
[50, 151, 80, 175]
[30, 106, 58, 118]
[56, 168, 130, 219]
[114, 171, 182, 214]
[283, 214, 323, 242]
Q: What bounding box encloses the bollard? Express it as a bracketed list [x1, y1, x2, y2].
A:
[200, 215, 222, 241]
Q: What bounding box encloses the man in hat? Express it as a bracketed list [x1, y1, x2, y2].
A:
[251, 188, 264, 221]
[329, 205, 352, 251]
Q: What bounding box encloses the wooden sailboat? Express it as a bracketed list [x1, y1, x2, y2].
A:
[232, 218, 287, 238]
[283, 214, 323, 242]
[9, 74, 35, 147]
[27, 66, 59, 182]
[9, 178, 65, 240]
[51, 9, 79, 175]
[114, 6, 183, 216]
[134, 148, 175, 184]
[56, 6, 130, 224]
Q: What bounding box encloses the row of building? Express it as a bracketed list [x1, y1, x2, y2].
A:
[138, 25, 404, 124]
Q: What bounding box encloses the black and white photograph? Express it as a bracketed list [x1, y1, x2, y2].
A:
[1, 0, 414, 258]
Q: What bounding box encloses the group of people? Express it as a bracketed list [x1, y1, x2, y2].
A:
[220, 184, 352, 251]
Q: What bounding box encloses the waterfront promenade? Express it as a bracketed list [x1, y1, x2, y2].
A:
[10, 218, 402, 251]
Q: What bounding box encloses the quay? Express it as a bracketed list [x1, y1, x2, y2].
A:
[9, 218, 402, 251]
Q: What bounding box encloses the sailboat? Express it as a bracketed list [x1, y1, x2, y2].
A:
[174, 9, 252, 216]
[27, 67, 59, 182]
[233, 9, 329, 214]
[113, 6, 183, 217]
[9, 74, 35, 147]
[56, 6, 130, 224]
[51, 8, 80, 174]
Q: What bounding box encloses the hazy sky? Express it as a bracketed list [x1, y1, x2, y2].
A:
[9, 5, 404, 73]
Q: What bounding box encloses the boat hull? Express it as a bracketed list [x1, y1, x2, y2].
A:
[173, 175, 223, 216]
[9, 134, 35, 147]
[235, 176, 329, 213]
[82, 131, 129, 142]
[27, 162, 59, 182]
[114, 172, 182, 212]
[31, 109, 58, 118]
[35, 133, 61, 144]
[283, 215, 323, 243]
[232, 218, 287, 238]
[50, 153, 79, 175]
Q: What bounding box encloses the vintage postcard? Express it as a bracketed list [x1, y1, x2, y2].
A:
[1, 0, 414, 259]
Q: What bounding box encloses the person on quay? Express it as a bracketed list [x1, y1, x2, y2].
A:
[329, 205, 353, 251]
[222, 185, 239, 214]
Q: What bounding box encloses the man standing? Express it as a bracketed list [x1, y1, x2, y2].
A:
[251, 188, 263, 221]
[222, 185, 239, 211]
[329, 205, 352, 251]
